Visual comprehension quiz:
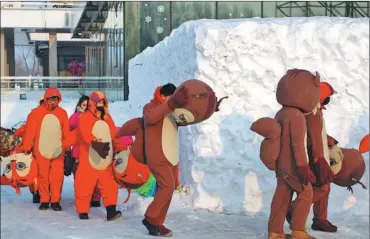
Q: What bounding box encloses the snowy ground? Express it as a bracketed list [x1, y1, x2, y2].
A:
[1, 91, 369, 239]
[1, 180, 369, 239]
[1, 16, 369, 238]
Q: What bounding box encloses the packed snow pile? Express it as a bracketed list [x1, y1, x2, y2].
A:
[129, 17, 369, 216]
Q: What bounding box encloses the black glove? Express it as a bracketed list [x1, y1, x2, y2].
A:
[91, 141, 110, 159]
[72, 161, 78, 175]
[64, 151, 75, 177]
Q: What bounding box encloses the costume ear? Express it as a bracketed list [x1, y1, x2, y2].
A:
[359, 134, 369, 154]
[327, 135, 339, 148]
[215, 96, 228, 112]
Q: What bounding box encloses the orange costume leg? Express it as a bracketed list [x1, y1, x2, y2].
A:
[96, 165, 118, 208]
[145, 162, 178, 226]
[50, 154, 65, 203]
[36, 155, 52, 203]
[74, 164, 98, 214]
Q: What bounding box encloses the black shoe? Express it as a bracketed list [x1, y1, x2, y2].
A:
[142, 218, 173, 237]
[90, 201, 101, 207]
[50, 202, 62, 211]
[39, 203, 49, 210]
[33, 192, 40, 203]
[79, 213, 89, 220]
[106, 205, 121, 221]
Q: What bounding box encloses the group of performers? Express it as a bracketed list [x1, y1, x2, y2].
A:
[0, 72, 368, 238]
[0, 79, 225, 237]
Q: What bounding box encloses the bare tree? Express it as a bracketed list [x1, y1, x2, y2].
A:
[16, 45, 38, 76]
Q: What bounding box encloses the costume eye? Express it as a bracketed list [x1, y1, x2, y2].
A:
[4, 163, 11, 173]
[16, 162, 26, 171]
[179, 114, 186, 122]
[330, 159, 337, 166]
[115, 158, 123, 167]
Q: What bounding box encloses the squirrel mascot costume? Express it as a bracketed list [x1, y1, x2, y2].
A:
[141, 80, 227, 237]
[251, 69, 321, 239]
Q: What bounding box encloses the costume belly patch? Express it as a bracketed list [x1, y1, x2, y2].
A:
[162, 115, 179, 166]
[39, 114, 62, 159]
[89, 120, 113, 170]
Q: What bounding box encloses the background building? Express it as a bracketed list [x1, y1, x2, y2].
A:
[72, 1, 369, 100]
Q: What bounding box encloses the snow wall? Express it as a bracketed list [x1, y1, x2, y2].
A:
[128, 17, 369, 216]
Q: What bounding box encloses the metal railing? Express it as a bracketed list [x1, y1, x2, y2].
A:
[0, 76, 125, 101]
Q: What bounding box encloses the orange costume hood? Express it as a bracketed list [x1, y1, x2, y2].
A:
[89, 91, 109, 119]
[153, 86, 165, 104]
[320, 82, 335, 110]
[43, 88, 62, 109]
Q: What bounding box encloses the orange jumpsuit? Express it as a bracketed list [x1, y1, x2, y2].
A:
[74, 93, 124, 214]
[21, 88, 70, 204]
[14, 125, 26, 138]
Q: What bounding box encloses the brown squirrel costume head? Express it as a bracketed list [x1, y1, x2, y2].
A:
[327, 135, 367, 193]
[171, 79, 228, 126]
[276, 69, 321, 113]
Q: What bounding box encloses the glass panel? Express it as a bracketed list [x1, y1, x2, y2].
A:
[140, 1, 170, 51]
[217, 2, 262, 19]
[172, 2, 216, 30]
[290, 1, 308, 17]
[308, 1, 328, 16]
[276, 1, 307, 17]
[329, 2, 346, 17]
[352, 2, 369, 17]
[262, 2, 277, 18]
[275, 1, 292, 17]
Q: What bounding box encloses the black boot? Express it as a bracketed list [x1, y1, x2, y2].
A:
[90, 201, 101, 207]
[50, 202, 62, 211]
[142, 218, 173, 237]
[106, 205, 121, 221]
[79, 213, 89, 220]
[33, 191, 40, 203]
[39, 203, 49, 210]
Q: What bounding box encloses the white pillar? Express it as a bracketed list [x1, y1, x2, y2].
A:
[48, 33, 58, 78]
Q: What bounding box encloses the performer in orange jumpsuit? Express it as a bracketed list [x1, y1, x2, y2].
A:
[14, 96, 44, 203]
[74, 90, 124, 220]
[20, 88, 70, 211]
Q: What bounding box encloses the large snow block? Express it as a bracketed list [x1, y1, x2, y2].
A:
[129, 17, 369, 216]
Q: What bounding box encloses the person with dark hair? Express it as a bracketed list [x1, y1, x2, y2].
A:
[74, 90, 124, 220]
[141, 82, 188, 237]
[64, 95, 102, 207]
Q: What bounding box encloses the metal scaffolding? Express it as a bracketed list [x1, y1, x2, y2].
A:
[276, 1, 369, 18]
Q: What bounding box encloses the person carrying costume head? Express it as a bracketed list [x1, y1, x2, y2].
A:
[19, 88, 71, 211]
[64, 95, 102, 207]
[251, 69, 321, 239]
[74, 90, 124, 220]
[12, 96, 45, 204]
[141, 83, 188, 237]
[286, 81, 337, 233]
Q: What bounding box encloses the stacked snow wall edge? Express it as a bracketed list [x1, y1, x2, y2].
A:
[129, 17, 369, 215]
